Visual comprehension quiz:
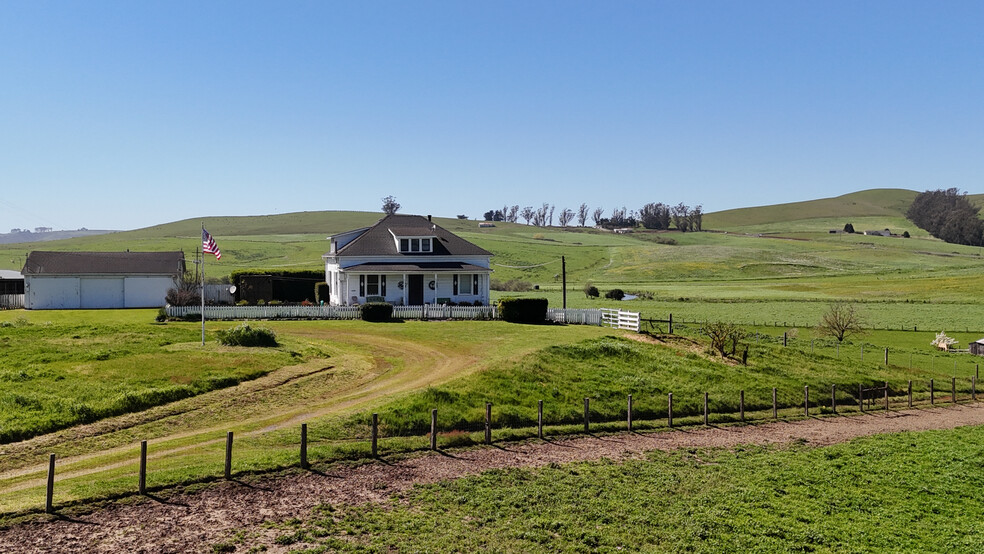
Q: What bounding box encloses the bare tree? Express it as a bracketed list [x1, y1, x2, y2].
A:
[548, 205, 555, 227]
[381, 195, 401, 215]
[520, 206, 534, 225]
[690, 204, 704, 231]
[507, 205, 520, 223]
[558, 208, 575, 227]
[816, 302, 866, 342]
[534, 203, 550, 227]
[577, 203, 589, 226]
[640, 202, 671, 230]
[671, 203, 691, 231]
[592, 207, 605, 226]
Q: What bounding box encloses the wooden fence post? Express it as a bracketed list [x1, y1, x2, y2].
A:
[783, 332, 787, 347]
[371, 413, 379, 457]
[772, 388, 777, 419]
[225, 431, 233, 480]
[669, 313, 673, 334]
[739, 390, 745, 422]
[859, 384, 863, 412]
[300, 423, 309, 469]
[884, 382, 889, 412]
[831, 384, 836, 414]
[884, 348, 889, 365]
[485, 402, 492, 445]
[703, 392, 709, 425]
[627, 394, 633, 431]
[952, 377, 956, 404]
[46, 453, 55, 514]
[804, 385, 809, 417]
[908, 380, 912, 408]
[930, 379, 935, 405]
[668, 393, 673, 428]
[430, 409, 438, 450]
[974, 377, 977, 401]
[139, 440, 147, 495]
[584, 398, 590, 433]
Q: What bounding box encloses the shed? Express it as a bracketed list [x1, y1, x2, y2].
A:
[970, 339, 984, 356]
[23, 251, 185, 309]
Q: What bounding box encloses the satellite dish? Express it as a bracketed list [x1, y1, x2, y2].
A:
[228, 285, 237, 294]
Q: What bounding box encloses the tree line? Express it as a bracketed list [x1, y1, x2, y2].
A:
[906, 188, 984, 246]
[479, 202, 703, 231]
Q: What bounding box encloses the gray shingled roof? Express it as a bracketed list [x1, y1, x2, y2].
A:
[342, 262, 490, 272]
[23, 251, 186, 276]
[335, 215, 492, 257]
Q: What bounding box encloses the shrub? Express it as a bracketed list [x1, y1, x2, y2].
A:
[268, 300, 282, 306]
[583, 284, 599, 298]
[165, 285, 200, 306]
[216, 323, 278, 347]
[360, 302, 393, 322]
[315, 282, 329, 304]
[902, 231, 911, 238]
[490, 279, 534, 292]
[605, 289, 625, 300]
[498, 297, 548, 324]
[236, 300, 249, 306]
[843, 223, 855, 234]
[155, 308, 167, 322]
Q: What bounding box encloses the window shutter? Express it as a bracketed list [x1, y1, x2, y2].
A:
[453, 274, 458, 295]
[381, 275, 386, 296]
[359, 275, 365, 297]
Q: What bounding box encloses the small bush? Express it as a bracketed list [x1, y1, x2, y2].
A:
[216, 323, 278, 347]
[605, 289, 625, 300]
[268, 300, 282, 306]
[360, 302, 393, 322]
[902, 231, 910, 238]
[155, 308, 167, 322]
[165, 285, 200, 307]
[256, 299, 266, 306]
[583, 284, 599, 298]
[498, 297, 548, 323]
[236, 300, 249, 306]
[490, 278, 534, 292]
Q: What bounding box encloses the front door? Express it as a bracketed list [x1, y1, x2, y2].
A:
[408, 274, 424, 305]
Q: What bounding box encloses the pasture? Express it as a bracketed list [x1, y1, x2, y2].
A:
[4, 187, 984, 550]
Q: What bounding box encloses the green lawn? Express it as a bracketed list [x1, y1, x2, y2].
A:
[249, 425, 984, 553]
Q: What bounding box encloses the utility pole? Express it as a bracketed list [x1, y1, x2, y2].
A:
[562, 255, 567, 309]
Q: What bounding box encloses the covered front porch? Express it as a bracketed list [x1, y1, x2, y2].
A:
[335, 262, 491, 306]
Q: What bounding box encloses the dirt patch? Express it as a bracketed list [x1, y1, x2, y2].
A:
[3, 404, 984, 553]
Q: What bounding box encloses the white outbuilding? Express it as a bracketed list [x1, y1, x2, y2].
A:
[23, 251, 185, 309]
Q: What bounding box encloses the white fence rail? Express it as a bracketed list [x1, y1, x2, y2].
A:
[165, 304, 639, 331]
[600, 308, 641, 332]
[0, 294, 24, 309]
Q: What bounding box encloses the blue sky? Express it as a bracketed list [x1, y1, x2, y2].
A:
[1, 1, 982, 231]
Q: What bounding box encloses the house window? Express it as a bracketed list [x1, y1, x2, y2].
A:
[399, 237, 433, 253]
[454, 274, 475, 295]
[362, 275, 387, 297]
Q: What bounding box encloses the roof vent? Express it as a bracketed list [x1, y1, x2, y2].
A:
[427, 215, 432, 222]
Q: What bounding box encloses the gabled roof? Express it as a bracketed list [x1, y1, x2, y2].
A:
[333, 215, 492, 257]
[23, 251, 186, 276]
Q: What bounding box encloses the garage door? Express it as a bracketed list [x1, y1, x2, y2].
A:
[80, 278, 125, 309]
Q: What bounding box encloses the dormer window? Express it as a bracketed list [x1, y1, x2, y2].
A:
[399, 237, 432, 253]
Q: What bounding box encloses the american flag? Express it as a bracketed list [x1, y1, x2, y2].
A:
[202, 228, 221, 260]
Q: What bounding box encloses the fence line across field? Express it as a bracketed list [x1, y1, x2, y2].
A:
[40, 376, 979, 514]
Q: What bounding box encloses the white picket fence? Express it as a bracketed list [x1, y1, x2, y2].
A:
[165, 304, 640, 331]
[600, 308, 641, 332]
[0, 294, 24, 309]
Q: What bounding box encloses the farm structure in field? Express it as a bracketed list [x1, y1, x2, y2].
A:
[970, 339, 984, 356]
[22, 251, 185, 309]
[323, 214, 493, 306]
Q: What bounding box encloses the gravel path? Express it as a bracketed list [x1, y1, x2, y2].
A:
[3, 403, 984, 553]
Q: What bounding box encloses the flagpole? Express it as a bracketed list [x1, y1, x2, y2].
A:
[201, 222, 206, 346]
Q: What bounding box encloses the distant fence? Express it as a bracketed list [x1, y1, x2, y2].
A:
[164, 305, 635, 328]
[0, 294, 24, 309]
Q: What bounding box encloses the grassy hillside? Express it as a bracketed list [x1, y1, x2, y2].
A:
[703, 188, 918, 231]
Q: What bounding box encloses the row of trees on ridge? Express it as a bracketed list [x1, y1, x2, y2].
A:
[479, 203, 703, 231]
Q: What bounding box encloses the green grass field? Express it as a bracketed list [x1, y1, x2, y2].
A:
[244, 425, 984, 553]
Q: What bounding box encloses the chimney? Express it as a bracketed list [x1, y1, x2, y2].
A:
[427, 215, 432, 222]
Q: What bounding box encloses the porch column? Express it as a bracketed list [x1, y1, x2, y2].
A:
[403, 273, 407, 305]
[434, 273, 438, 303]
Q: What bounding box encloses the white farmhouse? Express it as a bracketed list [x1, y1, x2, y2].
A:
[23, 251, 185, 309]
[323, 215, 492, 306]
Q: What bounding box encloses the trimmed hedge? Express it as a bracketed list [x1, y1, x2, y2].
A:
[498, 297, 548, 324]
[360, 302, 394, 322]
